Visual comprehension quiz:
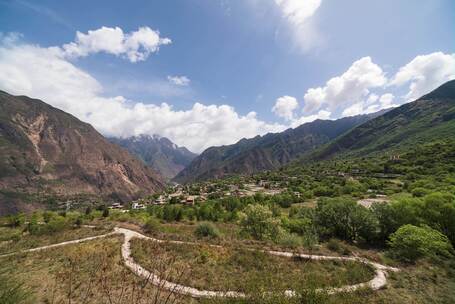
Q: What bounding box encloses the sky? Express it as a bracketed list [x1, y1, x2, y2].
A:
[0, 0, 454, 153]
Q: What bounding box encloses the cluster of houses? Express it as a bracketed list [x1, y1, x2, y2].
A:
[109, 179, 286, 210]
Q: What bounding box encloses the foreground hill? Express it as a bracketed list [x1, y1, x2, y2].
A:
[0, 91, 165, 214]
[174, 112, 384, 183]
[312, 80, 455, 160]
[109, 135, 197, 180]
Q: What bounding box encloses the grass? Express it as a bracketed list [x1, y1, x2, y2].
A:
[0, 235, 189, 304]
[0, 225, 112, 255]
[1, 216, 454, 303]
[130, 238, 375, 293]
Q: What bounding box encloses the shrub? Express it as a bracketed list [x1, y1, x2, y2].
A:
[194, 222, 220, 239]
[388, 224, 454, 263]
[45, 216, 67, 234]
[327, 238, 341, 252]
[74, 217, 83, 227]
[102, 207, 109, 218]
[411, 187, 430, 197]
[143, 217, 160, 234]
[239, 204, 282, 241]
[278, 232, 302, 249]
[43, 211, 56, 223]
[6, 214, 23, 228]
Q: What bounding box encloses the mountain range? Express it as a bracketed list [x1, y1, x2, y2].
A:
[173, 110, 387, 183]
[1, 80, 454, 213]
[109, 135, 197, 180]
[310, 80, 455, 161]
[0, 91, 164, 214]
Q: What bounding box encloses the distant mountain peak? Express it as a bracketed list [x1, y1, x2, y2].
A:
[109, 134, 197, 180]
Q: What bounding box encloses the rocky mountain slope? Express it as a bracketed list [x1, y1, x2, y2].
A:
[109, 135, 197, 180]
[311, 80, 455, 160]
[0, 91, 165, 214]
[174, 111, 385, 183]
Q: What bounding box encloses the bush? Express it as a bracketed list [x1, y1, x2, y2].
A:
[278, 233, 302, 249]
[6, 214, 24, 228]
[388, 224, 454, 263]
[143, 217, 160, 234]
[326, 238, 351, 255]
[45, 216, 67, 234]
[239, 204, 282, 241]
[327, 238, 341, 252]
[194, 222, 220, 239]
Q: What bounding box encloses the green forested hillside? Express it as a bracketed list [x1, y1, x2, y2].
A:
[312, 80, 455, 160]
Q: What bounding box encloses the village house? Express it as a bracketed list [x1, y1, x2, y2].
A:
[132, 202, 145, 210]
[109, 202, 123, 209]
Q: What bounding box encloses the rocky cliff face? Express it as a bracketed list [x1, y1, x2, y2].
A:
[0, 91, 165, 214]
[174, 112, 385, 183]
[109, 134, 197, 180]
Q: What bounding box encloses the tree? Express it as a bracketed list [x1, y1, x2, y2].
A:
[421, 192, 455, 245]
[388, 224, 454, 263]
[240, 204, 282, 241]
[315, 197, 378, 243]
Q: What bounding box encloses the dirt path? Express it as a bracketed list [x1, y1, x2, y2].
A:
[1, 227, 399, 298]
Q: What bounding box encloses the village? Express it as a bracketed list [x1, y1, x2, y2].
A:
[109, 178, 287, 210]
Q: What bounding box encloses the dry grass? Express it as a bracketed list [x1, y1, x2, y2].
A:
[0, 235, 193, 304]
[0, 225, 111, 255]
[130, 238, 375, 293]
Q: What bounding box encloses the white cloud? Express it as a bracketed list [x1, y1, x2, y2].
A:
[378, 93, 396, 108]
[341, 102, 364, 117]
[60, 26, 171, 62]
[272, 95, 299, 120]
[342, 93, 397, 116]
[290, 109, 331, 128]
[275, 0, 323, 51]
[272, 95, 332, 127]
[390, 52, 455, 101]
[275, 0, 321, 26]
[167, 75, 190, 86]
[0, 37, 284, 153]
[303, 56, 387, 115]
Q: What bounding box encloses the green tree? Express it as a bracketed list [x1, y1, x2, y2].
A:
[388, 224, 454, 263]
[421, 192, 455, 244]
[315, 198, 378, 243]
[240, 204, 282, 241]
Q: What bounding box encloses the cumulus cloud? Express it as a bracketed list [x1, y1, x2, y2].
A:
[60, 26, 171, 62]
[167, 75, 190, 86]
[390, 52, 455, 101]
[290, 110, 331, 128]
[303, 56, 387, 115]
[272, 95, 332, 127]
[272, 95, 299, 120]
[0, 36, 284, 153]
[275, 0, 323, 51]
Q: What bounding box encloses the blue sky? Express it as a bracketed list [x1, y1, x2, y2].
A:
[0, 0, 454, 152]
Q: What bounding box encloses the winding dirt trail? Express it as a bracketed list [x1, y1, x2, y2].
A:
[1, 227, 399, 298]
